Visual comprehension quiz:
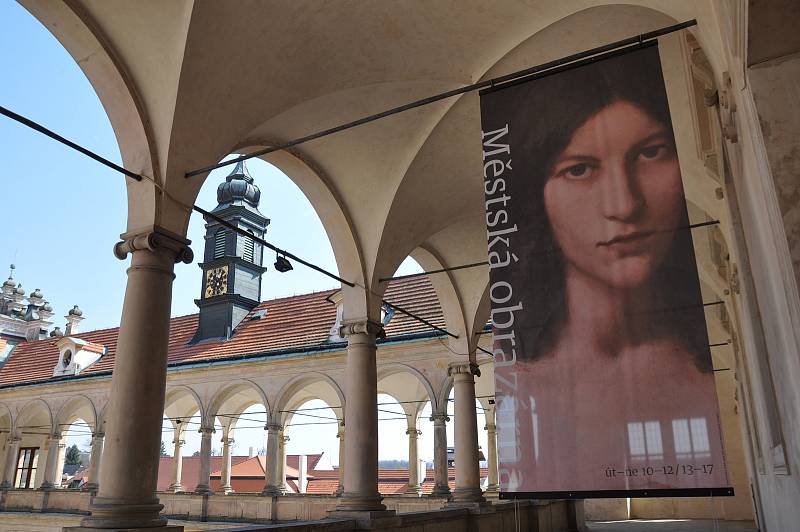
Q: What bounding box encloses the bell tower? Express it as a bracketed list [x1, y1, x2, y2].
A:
[192, 161, 269, 342]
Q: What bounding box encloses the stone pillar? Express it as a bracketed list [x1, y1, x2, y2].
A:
[335, 320, 386, 513]
[448, 362, 485, 504]
[277, 432, 288, 492]
[85, 432, 105, 492]
[485, 420, 500, 492]
[405, 427, 422, 494]
[430, 412, 451, 496]
[195, 427, 214, 494]
[55, 442, 67, 488]
[40, 434, 62, 490]
[0, 435, 20, 489]
[220, 436, 233, 494]
[168, 438, 184, 493]
[261, 423, 283, 495]
[335, 423, 345, 496]
[81, 227, 192, 530]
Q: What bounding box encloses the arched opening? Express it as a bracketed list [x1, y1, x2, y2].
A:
[13, 400, 53, 489]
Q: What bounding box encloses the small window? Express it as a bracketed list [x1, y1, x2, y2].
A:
[214, 230, 227, 259]
[14, 448, 38, 489]
[243, 232, 255, 263]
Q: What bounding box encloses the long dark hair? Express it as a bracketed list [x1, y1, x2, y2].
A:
[484, 45, 712, 372]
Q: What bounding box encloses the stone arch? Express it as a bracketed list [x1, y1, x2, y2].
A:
[54, 395, 98, 436]
[206, 379, 270, 432]
[0, 403, 13, 438]
[18, 0, 169, 233]
[376, 363, 438, 423]
[164, 384, 204, 438]
[272, 372, 345, 427]
[15, 399, 54, 437]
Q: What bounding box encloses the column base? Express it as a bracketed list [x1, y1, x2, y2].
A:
[80, 496, 167, 529]
[0, 481, 11, 490]
[260, 486, 284, 496]
[219, 485, 234, 495]
[166, 484, 182, 494]
[445, 499, 494, 514]
[485, 484, 500, 493]
[334, 493, 387, 512]
[83, 483, 99, 493]
[430, 484, 451, 497]
[449, 486, 486, 504]
[404, 485, 422, 495]
[193, 486, 212, 495]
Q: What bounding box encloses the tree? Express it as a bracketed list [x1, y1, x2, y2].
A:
[65, 444, 82, 466]
[160, 441, 168, 456]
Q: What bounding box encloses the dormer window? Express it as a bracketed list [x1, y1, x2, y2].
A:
[53, 337, 105, 377]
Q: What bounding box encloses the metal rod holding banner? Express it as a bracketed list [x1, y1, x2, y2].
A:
[184, 20, 697, 178]
[0, 105, 143, 181]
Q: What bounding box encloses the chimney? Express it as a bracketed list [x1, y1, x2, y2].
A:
[298, 455, 308, 494]
[65, 305, 84, 335]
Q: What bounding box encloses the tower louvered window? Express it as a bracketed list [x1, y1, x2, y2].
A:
[214, 230, 227, 259]
[243, 232, 255, 263]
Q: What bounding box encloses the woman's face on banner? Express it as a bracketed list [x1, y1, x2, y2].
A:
[543, 101, 684, 289]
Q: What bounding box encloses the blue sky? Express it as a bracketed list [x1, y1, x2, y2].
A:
[0, 1, 457, 461]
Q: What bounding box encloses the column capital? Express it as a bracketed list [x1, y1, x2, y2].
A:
[430, 412, 450, 423]
[221, 437, 234, 445]
[92, 432, 105, 439]
[484, 423, 497, 433]
[406, 428, 422, 437]
[198, 426, 215, 436]
[448, 361, 481, 378]
[48, 433, 63, 443]
[6, 435, 21, 444]
[265, 423, 283, 432]
[113, 225, 193, 264]
[172, 439, 185, 446]
[339, 319, 383, 339]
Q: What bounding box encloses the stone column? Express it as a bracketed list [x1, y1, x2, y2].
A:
[55, 442, 67, 488]
[335, 423, 345, 496]
[220, 436, 233, 494]
[0, 435, 20, 489]
[430, 412, 451, 496]
[405, 428, 422, 494]
[485, 420, 500, 492]
[195, 427, 214, 494]
[278, 433, 288, 492]
[81, 227, 192, 530]
[335, 320, 386, 513]
[448, 362, 485, 504]
[168, 438, 184, 493]
[85, 432, 105, 492]
[40, 434, 62, 490]
[261, 423, 283, 495]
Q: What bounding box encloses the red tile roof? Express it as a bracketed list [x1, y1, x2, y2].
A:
[0, 277, 444, 387]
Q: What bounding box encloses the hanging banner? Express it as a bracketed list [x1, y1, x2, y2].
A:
[481, 44, 732, 498]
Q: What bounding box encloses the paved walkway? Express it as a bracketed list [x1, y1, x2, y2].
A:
[587, 520, 758, 532]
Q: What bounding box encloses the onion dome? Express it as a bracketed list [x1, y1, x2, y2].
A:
[216, 160, 261, 207]
[2, 277, 14, 289]
[50, 326, 64, 337]
[42, 301, 53, 312]
[31, 288, 43, 299]
[14, 284, 24, 296]
[68, 305, 83, 317]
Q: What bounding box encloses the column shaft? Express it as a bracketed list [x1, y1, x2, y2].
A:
[0, 436, 20, 489]
[220, 437, 233, 494]
[262, 424, 282, 495]
[405, 428, 422, 494]
[430, 413, 451, 496]
[335, 320, 385, 512]
[277, 433, 288, 492]
[335, 423, 345, 496]
[85, 433, 105, 491]
[82, 228, 191, 529]
[485, 421, 499, 492]
[168, 438, 184, 493]
[195, 428, 214, 494]
[40, 435, 62, 490]
[449, 362, 485, 503]
[55, 443, 67, 488]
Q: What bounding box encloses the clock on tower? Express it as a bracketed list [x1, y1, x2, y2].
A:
[192, 161, 269, 342]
